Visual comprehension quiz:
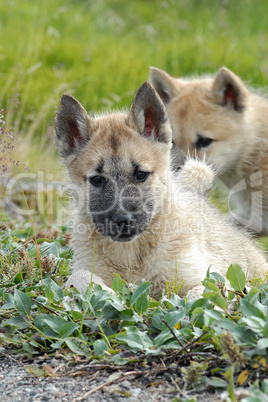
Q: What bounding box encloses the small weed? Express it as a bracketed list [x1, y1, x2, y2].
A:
[165, 259, 184, 298]
[0, 109, 28, 175]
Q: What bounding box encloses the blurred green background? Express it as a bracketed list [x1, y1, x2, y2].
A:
[1, 0, 268, 174]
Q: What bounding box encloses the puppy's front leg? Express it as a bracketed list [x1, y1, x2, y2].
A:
[66, 270, 113, 294]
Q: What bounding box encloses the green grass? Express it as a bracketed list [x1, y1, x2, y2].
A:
[1, 0, 268, 173]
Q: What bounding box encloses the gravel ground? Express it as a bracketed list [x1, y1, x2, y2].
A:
[0, 355, 222, 402]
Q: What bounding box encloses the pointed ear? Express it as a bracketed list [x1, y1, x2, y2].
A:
[149, 67, 178, 104]
[55, 94, 93, 159]
[127, 81, 172, 144]
[212, 67, 248, 111]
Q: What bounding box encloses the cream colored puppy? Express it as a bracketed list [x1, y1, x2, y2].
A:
[150, 66, 268, 235]
[55, 81, 267, 299]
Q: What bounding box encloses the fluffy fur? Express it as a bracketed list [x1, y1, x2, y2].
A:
[150, 66, 268, 235]
[55, 81, 267, 299]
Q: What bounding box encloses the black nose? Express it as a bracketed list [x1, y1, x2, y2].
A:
[111, 214, 134, 224]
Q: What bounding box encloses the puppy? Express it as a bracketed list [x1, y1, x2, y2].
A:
[55, 81, 267, 299]
[150, 66, 268, 235]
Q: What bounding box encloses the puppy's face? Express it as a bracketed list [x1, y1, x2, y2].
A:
[55, 82, 172, 242]
[150, 67, 249, 176]
[71, 114, 170, 242]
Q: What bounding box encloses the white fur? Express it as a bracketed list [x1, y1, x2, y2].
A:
[67, 159, 267, 299]
[149, 66, 268, 235]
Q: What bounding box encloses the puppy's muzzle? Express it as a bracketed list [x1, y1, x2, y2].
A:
[111, 213, 134, 226]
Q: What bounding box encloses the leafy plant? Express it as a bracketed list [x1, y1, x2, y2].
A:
[1, 221, 268, 401]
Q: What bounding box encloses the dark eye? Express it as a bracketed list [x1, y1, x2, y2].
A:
[135, 170, 149, 182]
[89, 175, 107, 186]
[195, 135, 214, 150]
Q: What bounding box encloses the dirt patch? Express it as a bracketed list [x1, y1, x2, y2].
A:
[0, 355, 222, 401]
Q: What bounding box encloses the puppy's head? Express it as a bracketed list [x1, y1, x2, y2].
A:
[149, 66, 249, 176]
[55, 82, 172, 242]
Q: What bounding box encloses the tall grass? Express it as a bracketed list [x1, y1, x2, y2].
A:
[1, 0, 268, 174]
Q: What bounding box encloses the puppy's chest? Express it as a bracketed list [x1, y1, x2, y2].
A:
[94, 241, 170, 284]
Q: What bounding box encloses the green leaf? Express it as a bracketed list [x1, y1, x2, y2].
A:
[106, 296, 126, 312]
[4, 316, 30, 330]
[22, 342, 34, 353]
[34, 313, 48, 329]
[14, 289, 32, 316]
[256, 338, 268, 354]
[111, 274, 126, 294]
[202, 280, 220, 292]
[134, 291, 149, 314]
[13, 272, 24, 284]
[204, 309, 223, 327]
[253, 300, 268, 317]
[42, 315, 66, 333]
[151, 313, 164, 330]
[36, 295, 48, 304]
[188, 298, 212, 317]
[224, 365, 235, 402]
[45, 285, 54, 302]
[211, 318, 236, 333]
[109, 354, 134, 365]
[206, 266, 212, 278]
[239, 317, 265, 332]
[190, 307, 205, 327]
[118, 309, 137, 322]
[0, 333, 22, 345]
[117, 326, 153, 351]
[263, 322, 268, 337]
[58, 322, 79, 338]
[50, 340, 64, 350]
[44, 280, 64, 300]
[93, 339, 108, 357]
[261, 379, 268, 395]
[228, 290, 235, 301]
[238, 299, 265, 319]
[153, 331, 174, 347]
[13, 227, 33, 240]
[28, 247, 38, 258]
[108, 372, 122, 382]
[87, 288, 111, 312]
[166, 294, 185, 308]
[226, 264, 246, 292]
[50, 281, 64, 299]
[130, 281, 151, 306]
[25, 365, 47, 377]
[36, 238, 51, 244]
[40, 241, 60, 257]
[203, 291, 227, 310]
[162, 309, 185, 330]
[2, 293, 15, 310]
[208, 377, 227, 388]
[65, 338, 90, 356]
[247, 286, 260, 300]
[69, 310, 84, 321]
[231, 327, 256, 346]
[210, 272, 226, 284]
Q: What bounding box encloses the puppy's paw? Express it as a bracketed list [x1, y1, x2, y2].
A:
[179, 158, 215, 194]
[66, 270, 114, 294]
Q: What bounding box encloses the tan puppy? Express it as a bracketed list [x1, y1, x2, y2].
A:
[150, 66, 268, 235]
[55, 81, 267, 299]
